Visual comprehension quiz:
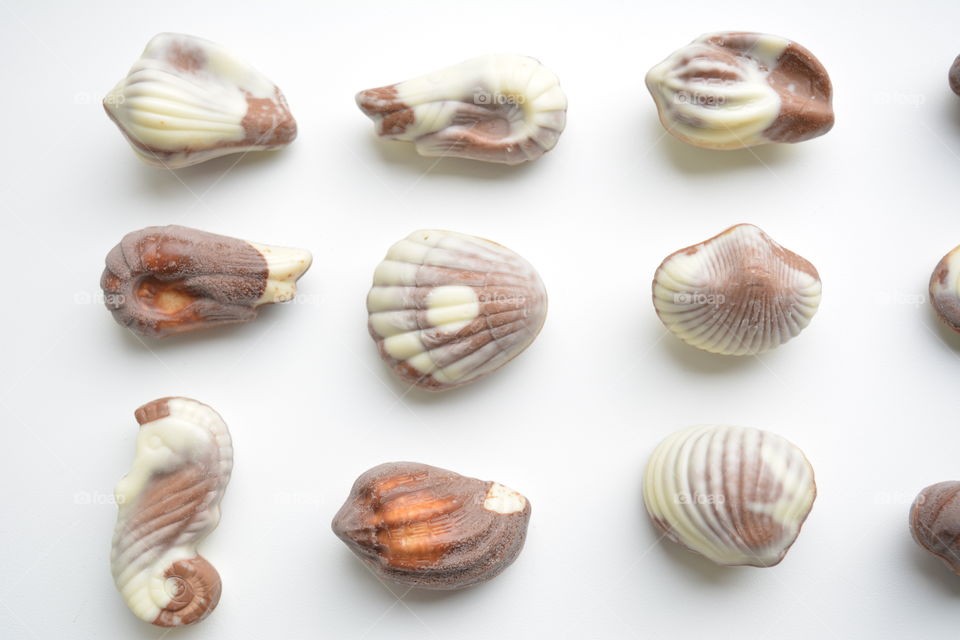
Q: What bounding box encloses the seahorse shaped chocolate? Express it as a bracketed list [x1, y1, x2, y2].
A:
[110, 398, 233, 627]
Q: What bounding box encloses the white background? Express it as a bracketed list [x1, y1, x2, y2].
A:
[2, 0, 960, 638]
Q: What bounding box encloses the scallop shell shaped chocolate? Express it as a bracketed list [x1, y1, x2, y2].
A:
[929, 244, 960, 331]
[652, 223, 821, 356]
[643, 425, 816, 567]
[646, 32, 834, 150]
[101, 225, 312, 338]
[111, 398, 233, 626]
[910, 481, 960, 575]
[367, 230, 547, 390]
[356, 54, 567, 164]
[332, 462, 531, 590]
[104, 33, 297, 168]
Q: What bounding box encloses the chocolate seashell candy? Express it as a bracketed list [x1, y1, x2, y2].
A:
[101, 225, 311, 338]
[367, 229, 547, 390]
[929, 244, 960, 332]
[652, 223, 821, 356]
[332, 462, 531, 590]
[357, 54, 567, 164]
[646, 32, 834, 150]
[111, 398, 233, 626]
[910, 482, 960, 575]
[104, 33, 297, 168]
[643, 425, 816, 567]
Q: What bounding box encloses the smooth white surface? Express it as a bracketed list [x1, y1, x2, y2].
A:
[2, 1, 960, 638]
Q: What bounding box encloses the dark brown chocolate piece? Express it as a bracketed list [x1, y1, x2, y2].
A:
[910, 481, 960, 575]
[332, 462, 531, 590]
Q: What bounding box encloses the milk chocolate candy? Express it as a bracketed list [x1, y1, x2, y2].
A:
[643, 425, 816, 567]
[950, 56, 960, 96]
[366, 229, 548, 390]
[111, 398, 233, 626]
[646, 32, 834, 150]
[911, 481, 960, 575]
[101, 225, 312, 338]
[652, 223, 822, 355]
[332, 462, 531, 590]
[357, 54, 567, 164]
[104, 33, 297, 168]
[929, 244, 960, 331]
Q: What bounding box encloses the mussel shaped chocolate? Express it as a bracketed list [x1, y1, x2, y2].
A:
[102, 225, 312, 337]
[652, 223, 821, 356]
[646, 32, 834, 150]
[104, 33, 297, 168]
[643, 425, 816, 567]
[332, 462, 531, 589]
[356, 54, 567, 164]
[111, 398, 233, 626]
[910, 481, 960, 575]
[929, 244, 960, 332]
[367, 230, 547, 390]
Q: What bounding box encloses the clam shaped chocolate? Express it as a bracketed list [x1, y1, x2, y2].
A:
[367, 230, 547, 390]
[653, 223, 821, 356]
[102, 225, 312, 337]
[643, 425, 816, 567]
[910, 481, 960, 575]
[646, 32, 834, 150]
[929, 244, 960, 331]
[356, 54, 567, 164]
[332, 462, 531, 590]
[111, 398, 233, 626]
[950, 57, 960, 96]
[104, 33, 297, 168]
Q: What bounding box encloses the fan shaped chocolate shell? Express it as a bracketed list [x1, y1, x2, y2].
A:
[367, 229, 547, 390]
[652, 223, 821, 355]
[332, 462, 531, 590]
[104, 33, 297, 168]
[643, 424, 816, 567]
[357, 54, 567, 164]
[111, 397, 233, 626]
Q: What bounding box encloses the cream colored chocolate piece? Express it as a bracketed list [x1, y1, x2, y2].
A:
[104, 33, 297, 168]
[356, 54, 567, 164]
[332, 462, 531, 590]
[367, 229, 547, 390]
[652, 223, 821, 356]
[910, 481, 960, 575]
[929, 245, 960, 331]
[111, 398, 233, 627]
[643, 425, 816, 567]
[646, 32, 834, 150]
[101, 225, 311, 338]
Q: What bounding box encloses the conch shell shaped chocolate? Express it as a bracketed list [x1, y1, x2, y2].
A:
[111, 398, 233, 626]
[104, 33, 297, 168]
[652, 223, 821, 356]
[332, 462, 531, 590]
[646, 32, 834, 150]
[367, 230, 548, 390]
[929, 245, 960, 331]
[101, 225, 312, 338]
[356, 54, 567, 164]
[643, 425, 816, 567]
[910, 481, 960, 575]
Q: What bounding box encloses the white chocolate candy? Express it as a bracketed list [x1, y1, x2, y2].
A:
[356, 54, 567, 164]
[104, 33, 297, 168]
[643, 425, 816, 567]
[367, 230, 548, 390]
[652, 223, 821, 356]
[646, 32, 834, 150]
[111, 398, 233, 627]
